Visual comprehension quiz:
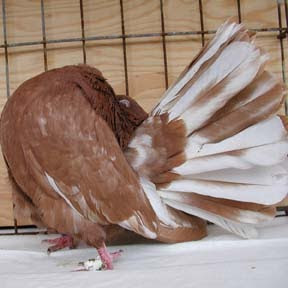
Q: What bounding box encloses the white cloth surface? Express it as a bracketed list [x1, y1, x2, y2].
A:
[0, 217, 288, 288]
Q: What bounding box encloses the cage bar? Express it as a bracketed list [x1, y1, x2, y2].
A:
[1, 0, 10, 97]
[236, 0, 242, 23]
[277, 0, 287, 114]
[198, 0, 205, 47]
[1, 27, 287, 49]
[79, 0, 86, 64]
[160, 0, 168, 89]
[119, 0, 129, 97]
[40, 0, 48, 71]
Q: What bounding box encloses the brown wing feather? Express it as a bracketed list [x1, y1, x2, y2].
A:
[1, 65, 157, 239]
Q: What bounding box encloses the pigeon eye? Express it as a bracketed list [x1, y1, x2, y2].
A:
[119, 99, 130, 108]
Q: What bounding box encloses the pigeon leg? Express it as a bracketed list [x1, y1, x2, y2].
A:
[97, 242, 123, 270]
[42, 234, 75, 254]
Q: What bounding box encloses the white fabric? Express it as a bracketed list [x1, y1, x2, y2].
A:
[0, 217, 288, 287]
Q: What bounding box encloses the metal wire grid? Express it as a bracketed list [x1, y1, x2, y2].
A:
[1, 0, 288, 97]
[0, 0, 287, 235]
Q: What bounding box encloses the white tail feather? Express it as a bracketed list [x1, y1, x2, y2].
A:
[152, 21, 246, 115]
[174, 140, 288, 175]
[139, 177, 178, 228]
[159, 179, 287, 205]
[221, 71, 279, 111]
[185, 165, 288, 186]
[164, 199, 258, 238]
[172, 44, 267, 130]
[184, 116, 287, 159]
[170, 42, 261, 117]
[160, 191, 273, 224]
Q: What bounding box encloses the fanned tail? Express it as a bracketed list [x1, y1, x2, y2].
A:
[126, 19, 288, 239]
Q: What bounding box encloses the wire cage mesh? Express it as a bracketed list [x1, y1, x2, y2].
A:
[0, 0, 288, 235]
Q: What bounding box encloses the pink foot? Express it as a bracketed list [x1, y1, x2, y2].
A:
[74, 245, 123, 272]
[42, 235, 74, 254]
[97, 243, 123, 270]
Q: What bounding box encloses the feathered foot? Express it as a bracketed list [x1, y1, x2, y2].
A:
[42, 234, 75, 254]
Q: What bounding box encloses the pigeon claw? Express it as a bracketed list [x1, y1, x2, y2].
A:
[97, 244, 123, 270]
[74, 249, 123, 272]
[42, 234, 74, 254]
